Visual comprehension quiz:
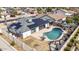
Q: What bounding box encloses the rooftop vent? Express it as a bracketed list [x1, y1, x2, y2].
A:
[27, 18, 32, 23]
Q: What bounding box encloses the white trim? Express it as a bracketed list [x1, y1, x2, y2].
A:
[22, 30, 31, 38]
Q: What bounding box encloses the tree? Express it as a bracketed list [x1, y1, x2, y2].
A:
[64, 46, 71, 51]
[46, 7, 52, 12]
[66, 17, 73, 24]
[37, 7, 43, 14]
[73, 15, 79, 24]
[10, 8, 18, 17]
[70, 38, 75, 43]
[10, 41, 15, 46]
[67, 42, 73, 47]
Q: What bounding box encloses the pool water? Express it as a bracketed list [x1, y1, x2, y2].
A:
[44, 28, 63, 40]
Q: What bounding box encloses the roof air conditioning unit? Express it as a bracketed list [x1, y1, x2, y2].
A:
[27, 18, 32, 23]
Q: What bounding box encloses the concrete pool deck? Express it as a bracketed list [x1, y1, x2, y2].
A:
[31, 26, 66, 41]
[31, 26, 54, 40]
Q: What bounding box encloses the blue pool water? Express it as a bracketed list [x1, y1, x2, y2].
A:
[44, 28, 63, 40]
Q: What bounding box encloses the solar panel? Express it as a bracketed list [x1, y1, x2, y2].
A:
[10, 23, 16, 27]
[27, 18, 49, 29]
[15, 22, 22, 29]
[8, 15, 54, 34]
[9, 22, 22, 30]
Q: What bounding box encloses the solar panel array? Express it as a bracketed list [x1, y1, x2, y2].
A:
[8, 15, 54, 34]
[27, 18, 49, 29]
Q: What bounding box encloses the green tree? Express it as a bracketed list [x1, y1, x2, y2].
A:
[46, 7, 52, 12]
[66, 17, 73, 24]
[10, 41, 15, 46]
[37, 7, 43, 14]
[10, 8, 18, 17]
[67, 42, 73, 47]
[73, 15, 79, 24]
[64, 46, 71, 51]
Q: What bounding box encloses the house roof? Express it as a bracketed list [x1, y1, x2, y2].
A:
[48, 9, 66, 20]
[27, 18, 50, 29]
[8, 15, 54, 34]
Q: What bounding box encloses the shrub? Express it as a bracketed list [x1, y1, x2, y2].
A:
[64, 46, 71, 51]
[77, 30, 79, 33]
[74, 36, 76, 39]
[67, 42, 73, 47]
[10, 14, 15, 17]
[66, 17, 73, 24]
[75, 33, 78, 36]
[70, 38, 75, 43]
[10, 41, 15, 46]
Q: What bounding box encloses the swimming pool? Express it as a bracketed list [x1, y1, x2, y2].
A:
[43, 28, 63, 41]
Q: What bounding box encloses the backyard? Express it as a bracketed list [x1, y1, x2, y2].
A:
[23, 36, 49, 51]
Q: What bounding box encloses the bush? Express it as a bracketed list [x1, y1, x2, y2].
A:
[70, 38, 75, 43]
[10, 14, 15, 17]
[10, 41, 15, 46]
[74, 36, 76, 39]
[67, 42, 73, 47]
[64, 46, 71, 51]
[75, 33, 78, 36]
[66, 17, 73, 24]
[77, 30, 79, 33]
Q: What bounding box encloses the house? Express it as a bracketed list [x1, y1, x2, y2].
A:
[8, 15, 55, 38]
[48, 9, 66, 21]
[24, 8, 38, 17]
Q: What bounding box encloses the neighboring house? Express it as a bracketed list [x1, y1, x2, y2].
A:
[24, 8, 38, 17]
[48, 9, 75, 21]
[8, 15, 55, 38]
[48, 9, 66, 21]
[65, 10, 76, 16]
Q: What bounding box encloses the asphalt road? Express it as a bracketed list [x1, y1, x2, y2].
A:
[0, 18, 21, 23]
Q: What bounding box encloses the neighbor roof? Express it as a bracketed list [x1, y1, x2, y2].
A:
[48, 9, 66, 20]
